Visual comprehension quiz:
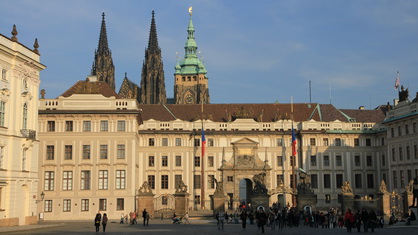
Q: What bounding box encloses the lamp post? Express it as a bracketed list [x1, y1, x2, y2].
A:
[36, 191, 45, 221]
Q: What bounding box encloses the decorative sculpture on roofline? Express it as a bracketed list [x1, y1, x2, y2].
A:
[138, 181, 153, 195]
[175, 180, 188, 193]
[378, 180, 389, 194]
[213, 178, 224, 196]
[399, 85, 409, 102]
[341, 181, 353, 194]
[297, 168, 313, 194]
[253, 172, 267, 194]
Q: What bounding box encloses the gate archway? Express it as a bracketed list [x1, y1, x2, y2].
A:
[154, 194, 175, 218]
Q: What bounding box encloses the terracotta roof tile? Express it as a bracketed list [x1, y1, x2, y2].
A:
[339, 109, 386, 123]
[59, 81, 120, 98]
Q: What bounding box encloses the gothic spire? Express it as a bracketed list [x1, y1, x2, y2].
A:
[91, 12, 115, 90]
[139, 10, 167, 104]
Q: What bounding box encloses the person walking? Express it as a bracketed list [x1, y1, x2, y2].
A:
[142, 209, 147, 226]
[240, 210, 248, 229]
[120, 213, 124, 224]
[94, 212, 101, 232]
[145, 211, 150, 226]
[218, 209, 226, 230]
[344, 209, 354, 233]
[361, 208, 370, 232]
[102, 213, 108, 232]
[256, 207, 268, 233]
[184, 212, 190, 224]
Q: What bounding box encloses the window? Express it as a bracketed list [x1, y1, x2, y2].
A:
[194, 195, 200, 205]
[355, 155, 361, 167]
[117, 144, 125, 159]
[175, 138, 182, 146]
[227, 176, 234, 182]
[336, 174, 343, 188]
[310, 138, 316, 146]
[398, 126, 402, 136]
[367, 174, 374, 188]
[324, 174, 331, 188]
[65, 121, 73, 132]
[194, 156, 201, 167]
[407, 170, 412, 182]
[336, 155, 342, 167]
[81, 170, 91, 190]
[290, 156, 296, 167]
[22, 103, 27, 129]
[355, 174, 362, 188]
[406, 124, 409, 134]
[81, 199, 89, 211]
[44, 171, 55, 191]
[0, 101, 5, 127]
[406, 145, 411, 160]
[194, 175, 201, 189]
[47, 121, 55, 132]
[175, 175, 182, 188]
[381, 137, 384, 146]
[392, 148, 396, 161]
[325, 194, 331, 204]
[208, 138, 214, 147]
[148, 156, 155, 167]
[83, 121, 91, 132]
[415, 145, 418, 159]
[117, 120, 125, 131]
[323, 138, 329, 146]
[1, 69, 6, 80]
[44, 200, 53, 212]
[117, 198, 124, 211]
[63, 199, 71, 212]
[311, 174, 318, 188]
[148, 175, 155, 189]
[399, 147, 403, 161]
[116, 170, 126, 189]
[100, 121, 108, 132]
[162, 138, 168, 146]
[99, 199, 107, 211]
[64, 145, 72, 160]
[354, 138, 359, 146]
[381, 153, 386, 166]
[335, 138, 341, 146]
[98, 170, 108, 190]
[366, 155, 372, 167]
[83, 145, 91, 159]
[391, 128, 394, 137]
[161, 175, 168, 189]
[393, 170, 398, 188]
[194, 139, 200, 147]
[208, 175, 215, 189]
[46, 145, 54, 160]
[100, 145, 108, 159]
[277, 156, 283, 167]
[276, 174, 284, 187]
[277, 138, 283, 146]
[310, 155, 316, 167]
[208, 156, 214, 167]
[162, 156, 168, 167]
[400, 170, 405, 188]
[413, 123, 417, 133]
[148, 138, 155, 146]
[62, 171, 73, 191]
[175, 156, 182, 167]
[366, 138, 371, 146]
[323, 155, 330, 167]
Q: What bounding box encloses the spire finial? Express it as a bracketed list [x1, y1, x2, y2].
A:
[125, 72, 127, 78]
[11, 24, 18, 42]
[188, 6, 193, 16]
[102, 12, 105, 20]
[33, 38, 40, 55]
[152, 10, 155, 17]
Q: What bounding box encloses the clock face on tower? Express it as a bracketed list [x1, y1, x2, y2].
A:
[185, 94, 194, 104]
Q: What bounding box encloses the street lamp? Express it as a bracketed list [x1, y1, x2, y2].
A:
[36, 191, 45, 203]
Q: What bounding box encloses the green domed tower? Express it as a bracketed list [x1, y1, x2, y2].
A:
[174, 7, 210, 104]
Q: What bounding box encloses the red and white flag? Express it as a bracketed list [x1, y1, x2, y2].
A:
[394, 71, 400, 90]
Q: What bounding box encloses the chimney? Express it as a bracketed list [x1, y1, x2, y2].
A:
[359, 106, 364, 110]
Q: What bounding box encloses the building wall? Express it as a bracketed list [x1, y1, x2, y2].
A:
[0, 33, 46, 225]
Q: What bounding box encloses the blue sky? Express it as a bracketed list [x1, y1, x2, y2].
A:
[1, 0, 417, 109]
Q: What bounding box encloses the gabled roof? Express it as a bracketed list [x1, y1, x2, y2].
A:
[339, 109, 386, 123]
[59, 80, 120, 98]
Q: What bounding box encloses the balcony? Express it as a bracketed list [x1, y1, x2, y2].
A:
[21, 129, 36, 140]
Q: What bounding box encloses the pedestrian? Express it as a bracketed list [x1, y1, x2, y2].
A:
[120, 213, 124, 224]
[146, 212, 150, 225]
[218, 209, 225, 230]
[256, 207, 267, 233]
[361, 208, 369, 232]
[240, 210, 248, 229]
[102, 213, 108, 232]
[344, 209, 354, 233]
[124, 214, 128, 224]
[94, 212, 101, 232]
[142, 209, 147, 226]
[132, 211, 137, 224]
[184, 212, 190, 224]
[354, 210, 362, 232]
[369, 209, 377, 232]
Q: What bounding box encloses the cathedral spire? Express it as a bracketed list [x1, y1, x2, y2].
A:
[91, 12, 115, 90]
[139, 10, 167, 104]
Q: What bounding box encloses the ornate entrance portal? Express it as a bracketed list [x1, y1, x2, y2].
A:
[220, 138, 271, 211]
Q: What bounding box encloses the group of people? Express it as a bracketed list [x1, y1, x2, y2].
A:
[94, 211, 108, 232]
[344, 208, 381, 232]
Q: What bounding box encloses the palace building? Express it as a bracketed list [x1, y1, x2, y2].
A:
[33, 9, 418, 221]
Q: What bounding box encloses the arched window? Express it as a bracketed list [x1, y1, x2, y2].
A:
[23, 103, 28, 129]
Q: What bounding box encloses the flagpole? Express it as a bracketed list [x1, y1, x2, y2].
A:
[291, 96, 296, 207]
[201, 102, 205, 209]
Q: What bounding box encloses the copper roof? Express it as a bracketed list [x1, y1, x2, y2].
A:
[59, 80, 120, 98]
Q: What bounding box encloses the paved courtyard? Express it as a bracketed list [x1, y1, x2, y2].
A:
[1, 219, 417, 235]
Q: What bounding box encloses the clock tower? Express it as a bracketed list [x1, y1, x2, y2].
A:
[174, 8, 210, 104]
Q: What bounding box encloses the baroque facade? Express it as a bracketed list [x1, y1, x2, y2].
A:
[0, 26, 46, 225]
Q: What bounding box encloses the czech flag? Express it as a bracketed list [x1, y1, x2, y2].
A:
[291, 126, 297, 157]
[201, 128, 206, 157]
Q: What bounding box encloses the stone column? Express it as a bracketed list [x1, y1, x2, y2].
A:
[340, 181, 354, 214]
[137, 181, 155, 218]
[173, 192, 189, 217]
[376, 180, 391, 221]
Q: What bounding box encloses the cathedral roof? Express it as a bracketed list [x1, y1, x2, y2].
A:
[59, 80, 120, 98]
